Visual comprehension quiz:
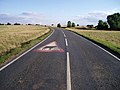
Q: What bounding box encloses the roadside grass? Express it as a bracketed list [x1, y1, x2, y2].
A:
[0, 25, 52, 64]
[66, 28, 120, 55]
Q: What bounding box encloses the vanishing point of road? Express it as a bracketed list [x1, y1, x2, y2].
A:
[0, 28, 120, 90]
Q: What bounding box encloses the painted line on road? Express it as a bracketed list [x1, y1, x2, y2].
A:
[61, 30, 66, 38]
[61, 30, 68, 46]
[91, 42, 120, 61]
[61, 30, 71, 90]
[73, 32, 120, 61]
[65, 38, 68, 47]
[0, 29, 55, 71]
[67, 52, 71, 90]
[63, 32, 67, 38]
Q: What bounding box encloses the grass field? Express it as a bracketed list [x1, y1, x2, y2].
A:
[66, 28, 120, 55]
[0, 25, 51, 64]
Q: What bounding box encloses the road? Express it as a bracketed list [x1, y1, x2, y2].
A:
[0, 28, 120, 90]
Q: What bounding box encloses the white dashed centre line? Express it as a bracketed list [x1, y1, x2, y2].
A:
[61, 30, 71, 90]
[63, 33, 66, 37]
[65, 38, 68, 47]
[61, 30, 66, 38]
[67, 52, 71, 90]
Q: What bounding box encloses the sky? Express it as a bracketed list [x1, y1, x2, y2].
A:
[0, 0, 120, 26]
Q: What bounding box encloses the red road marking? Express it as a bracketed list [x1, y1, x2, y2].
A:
[34, 41, 64, 52]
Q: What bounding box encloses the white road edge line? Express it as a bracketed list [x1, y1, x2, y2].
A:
[0, 29, 55, 71]
[67, 52, 71, 90]
[73, 32, 120, 61]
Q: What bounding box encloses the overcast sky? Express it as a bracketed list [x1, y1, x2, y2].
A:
[0, 0, 120, 25]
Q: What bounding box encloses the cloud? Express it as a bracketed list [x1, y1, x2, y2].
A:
[21, 12, 45, 19]
[0, 12, 49, 24]
[0, 12, 70, 25]
[0, 13, 26, 24]
[73, 9, 120, 25]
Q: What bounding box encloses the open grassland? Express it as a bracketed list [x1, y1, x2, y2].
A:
[0, 25, 51, 64]
[66, 28, 120, 55]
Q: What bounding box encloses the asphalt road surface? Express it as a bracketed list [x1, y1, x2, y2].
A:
[0, 28, 120, 90]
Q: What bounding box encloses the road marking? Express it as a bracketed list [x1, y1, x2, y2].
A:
[34, 41, 64, 52]
[61, 30, 66, 38]
[61, 30, 68, 47]
[63, 31, 66, 38]
[67, 52, 71, 90]
[61, 29, 72, 90]
[91, 42, 120, 61]
[73, 32, 120, 61]
[61, 30, 71, 90]
[0, 29, 55, 71]
[65, 38, 68, 47]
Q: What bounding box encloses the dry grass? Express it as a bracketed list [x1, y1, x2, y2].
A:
[66, 28, 120, 54]
[0, 25, 50, 55]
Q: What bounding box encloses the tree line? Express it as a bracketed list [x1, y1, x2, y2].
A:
[57, 13, 120, 30]
[57, 21, 76, 28]
[97, 13, 120, 30]
[0, 22, 21, 25]
[0, 23, 41, 26]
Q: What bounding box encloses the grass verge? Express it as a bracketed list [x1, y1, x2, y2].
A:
[66, 28, 120, 58]
[0, 27, 52, 65]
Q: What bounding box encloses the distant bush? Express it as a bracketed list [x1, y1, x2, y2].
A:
[87, 25, 94, 29]
[77, 24, 79, 26]
[28, 24, 32, 25]
[0, 23, 4, 25]
[57, 23, 61, 27]
[35, 24, 40, 26]
[72, 22, 75, 27]
[7, 22, 11, 25]
[14, 23, 21, 25]
[97, 20, 108, 30]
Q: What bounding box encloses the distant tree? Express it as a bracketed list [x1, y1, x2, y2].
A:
[97, 20, 104, 30]
[57, 23, 61, 27]
[14, 23, 21, 25]
[87, 25, 94, 29]
[7, 22, 11, 25]
[67, 21, 72, 27]
[51, 24, 54, 26]
[97, 20, 108, 30]
[0, 23, 4, 25]
[103, 22, 108, 30]
[77, 24, 79, 26]
[28, 24, 32, 25]
[72, 22, 75, 27]
[107, 13, 120, 30]
[35, 24, 40, 26]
